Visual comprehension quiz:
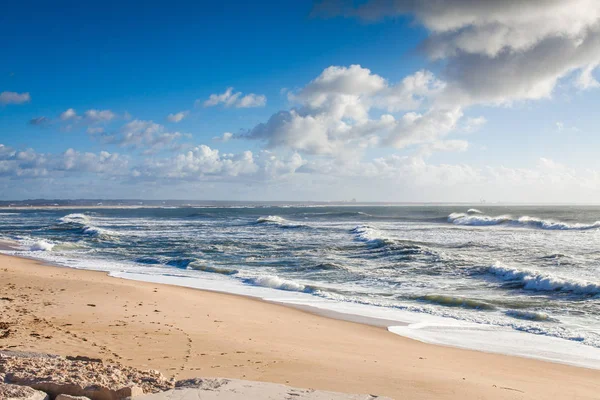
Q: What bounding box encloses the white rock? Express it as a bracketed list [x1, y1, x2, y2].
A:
[56, 395, 91, 400]
[0, 383, 49, 400]
[138, 378, 391, 400]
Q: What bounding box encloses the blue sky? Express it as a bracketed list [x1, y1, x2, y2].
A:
[2, 0, 600, 202]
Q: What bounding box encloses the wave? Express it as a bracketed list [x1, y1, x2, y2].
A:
[136, 257, 162, 265]
[29, 240, 54, 251]
[488, 263, 600, 295]
[242, 275, 314, 293]
[350, 225, 425, 249]
[448, 212, 600, 230]
[187, 261, 238, 275]
[59, 213, 91, 224]
[296, 262, 348, 272]
[166, 258, 195, 269]
[417, 294, 496, 310]
[57, 213, 118, 239]
[256, 215, 287, 224]
[505, 310, 553, 322]
[255, 215, 305, 229]
[350, 225, 393, 247]
[467, 208, 483, 214]
[301, 211, 373, 218]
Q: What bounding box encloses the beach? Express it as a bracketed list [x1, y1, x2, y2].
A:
[1, 253, 599, 399]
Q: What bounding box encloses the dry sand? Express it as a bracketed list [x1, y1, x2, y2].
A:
[0, 253, 598, 399]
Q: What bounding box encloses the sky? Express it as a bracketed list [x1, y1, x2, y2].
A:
[2, 0, 600, 202]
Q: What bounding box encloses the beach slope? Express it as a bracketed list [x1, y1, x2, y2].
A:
[0, 254, 598, 399]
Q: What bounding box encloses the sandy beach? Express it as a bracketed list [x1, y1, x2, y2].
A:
[1, 253, 599, 399]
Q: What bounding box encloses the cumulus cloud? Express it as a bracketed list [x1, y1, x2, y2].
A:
[237, 93, 267, 108]
[244, 65, 461, 155]
[0, 144, 128, 179]
[0, 91, 30, 105]
[84, 109, 116, 123]
[314, 0, 600, 106]
[99, 119, 188, 153]
[40, 108, 117, 128]
[202, 87, 267, 108]
[167, 111, 189, 123]
[60, 108, 78, 121]
[3, 140, 600, 202]
[135, 145, 259, 180]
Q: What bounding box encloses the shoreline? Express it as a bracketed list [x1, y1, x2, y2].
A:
[1, 253, 600, 399]
[4, 237, 600, 371]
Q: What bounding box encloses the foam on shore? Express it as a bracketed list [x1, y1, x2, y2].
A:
[107, 269, 600, 370]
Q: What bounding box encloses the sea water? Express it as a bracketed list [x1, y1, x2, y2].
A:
[1, 204, 600, 368]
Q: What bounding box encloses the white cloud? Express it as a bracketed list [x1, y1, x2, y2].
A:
[315, 0, 600, 106]
[0, 91, 30, 105]
[100, 119, 187, 153]
[213, 132, 234, 142]
[4, 140, 600, 202]
[385, 107, 463, 148]
[84, 109, 116, 123]
[60, 108, 78, 121]
[237, 93, 267, 108]
[52, 108, 116, 126]
[167, 111, 189, 123]
[246, 65, 460, 156]
[460, 116, 487, 133]
[136, 145, 258, 180]
[575, 64, 600, 89]
[0, 144, 128, 179]
[202, 87, 267, 108]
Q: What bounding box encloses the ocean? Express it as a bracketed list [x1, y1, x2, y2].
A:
[1, 204, 600, 368]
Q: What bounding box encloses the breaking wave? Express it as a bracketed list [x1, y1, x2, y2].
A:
[255, 215, 306, 229]
[467, 208, 483, 214]
[59, 213, 91, 224]
[242, 275, 314, 293]
[448, 212, 600, 230]
[29, 240, 55, 252]
[58, 213, 118, 239]
[488, 263, 600, 295]
[350, 225, 394, 247]
[350, 226, 427, 258]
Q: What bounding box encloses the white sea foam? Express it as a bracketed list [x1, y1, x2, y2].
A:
[449, 212, 600, 230]
[448, 213, 512, 226]
[255, 215, 305, 228]
[244, 275, 310, 292]
[467, 208, 483, 214]
[350, 225, 392, 246]
[256, 215, 288, 224]
[488, 263, 600, 295]
[58, 213, 118, 239]
[29, 240, 55, 251]
[59, 213, 91, 224]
